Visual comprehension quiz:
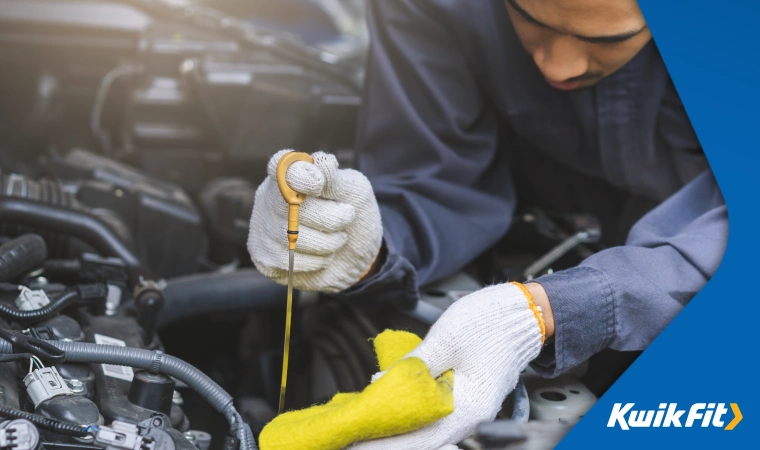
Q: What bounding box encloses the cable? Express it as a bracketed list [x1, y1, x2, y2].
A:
[27, 355, 45, 372]
[0, 290, 87, 324]
[0, 353, 36, 363]
[0, 407, 90, 437]
[0, 339, 256, 450]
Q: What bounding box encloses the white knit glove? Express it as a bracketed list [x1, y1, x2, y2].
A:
[247, 150, 383, 293]
[350, 283, 545, 450]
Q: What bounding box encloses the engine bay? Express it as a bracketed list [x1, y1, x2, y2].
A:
[0, 1, 620, 449]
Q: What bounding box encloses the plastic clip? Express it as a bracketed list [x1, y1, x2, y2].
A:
[0, 328, 65, 364]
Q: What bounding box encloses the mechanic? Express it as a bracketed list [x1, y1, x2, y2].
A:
[248, 0, 728, 448]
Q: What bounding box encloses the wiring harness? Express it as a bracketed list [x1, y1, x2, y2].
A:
[0, 330, 257, 450]
[0, 407, 93, 438]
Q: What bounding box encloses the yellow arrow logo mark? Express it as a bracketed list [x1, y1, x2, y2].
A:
[724, 403, 742, 430]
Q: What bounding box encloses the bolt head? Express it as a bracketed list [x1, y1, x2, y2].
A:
[68, 379, 84, 393]
[184, 432, 197, 444]
[172, 390, 184, 405]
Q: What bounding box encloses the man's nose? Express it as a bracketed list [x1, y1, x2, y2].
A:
[533, 36, 589, 82]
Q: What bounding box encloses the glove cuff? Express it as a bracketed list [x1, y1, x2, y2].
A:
[356, 245, 383, 282]
[510, 282, 546, 344]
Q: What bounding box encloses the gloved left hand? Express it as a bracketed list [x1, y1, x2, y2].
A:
[350, 282, 545, 450]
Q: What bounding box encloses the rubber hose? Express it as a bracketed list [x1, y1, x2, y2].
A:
[0, 290, 82, 323]
[42, 259, 81, 277]
[0, 234, 47, 282]
[0, 340, 253, 450]
[0, 198, 149, 284]
[0, 406, 89, 437]
[157, 269, 286, 329]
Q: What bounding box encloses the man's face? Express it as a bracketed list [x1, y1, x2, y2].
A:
[504, 0, 652, 90]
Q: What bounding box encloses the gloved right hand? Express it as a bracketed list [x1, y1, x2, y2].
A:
[248, 150, 383, 293]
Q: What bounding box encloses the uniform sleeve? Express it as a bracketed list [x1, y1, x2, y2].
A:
[531, 170, 728, 377]
[340, 0, 516, 308]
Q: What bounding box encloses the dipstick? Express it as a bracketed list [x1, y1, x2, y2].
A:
[275, 151, 314, 415]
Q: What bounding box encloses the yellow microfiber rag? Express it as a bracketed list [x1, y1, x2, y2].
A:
[259, 330, 454, 450]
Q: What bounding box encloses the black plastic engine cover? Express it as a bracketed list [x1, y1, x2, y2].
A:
[44, 149, 207, 278]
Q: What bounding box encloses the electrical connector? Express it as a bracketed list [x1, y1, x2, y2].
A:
[44, 254, 128, 286]
[0, 429, 13, 449]
[80, 253, 128, 285]
[23, 367, 72, 408]
[0, 419, 40, 450]
[76, 283, 109, 301]
[14, 287, 50, 312]
[94, 421, 156, 450]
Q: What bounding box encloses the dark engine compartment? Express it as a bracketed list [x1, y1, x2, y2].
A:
[0, 1, 609, 449]
[0, 0, 361, 192]
[0, 1, 368, 449]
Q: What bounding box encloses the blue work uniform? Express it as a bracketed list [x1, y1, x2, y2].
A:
[344, 0, 728, 377]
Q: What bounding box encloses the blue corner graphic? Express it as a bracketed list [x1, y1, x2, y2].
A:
[559, 0, 760, 447]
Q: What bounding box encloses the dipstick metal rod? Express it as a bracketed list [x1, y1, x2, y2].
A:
[275, 151, 314, 415]
[279, 249, 295, 414]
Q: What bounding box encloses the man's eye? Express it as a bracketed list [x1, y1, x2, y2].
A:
[594, 40, 624, 47]
[576, 37, 627, 47]
[521, 16, 544, 28]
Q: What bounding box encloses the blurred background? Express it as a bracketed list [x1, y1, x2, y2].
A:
[0, 0, 366, 184]
[0, 0, 368, 267]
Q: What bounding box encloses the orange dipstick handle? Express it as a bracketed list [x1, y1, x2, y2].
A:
[276, 152, 315, 250]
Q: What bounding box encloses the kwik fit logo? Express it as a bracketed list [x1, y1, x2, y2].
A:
[607, 403, 742, 430]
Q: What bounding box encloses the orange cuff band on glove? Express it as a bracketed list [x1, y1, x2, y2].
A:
[511, 282, 546, 344]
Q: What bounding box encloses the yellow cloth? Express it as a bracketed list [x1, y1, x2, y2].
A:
[259, 330, 454, 450]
